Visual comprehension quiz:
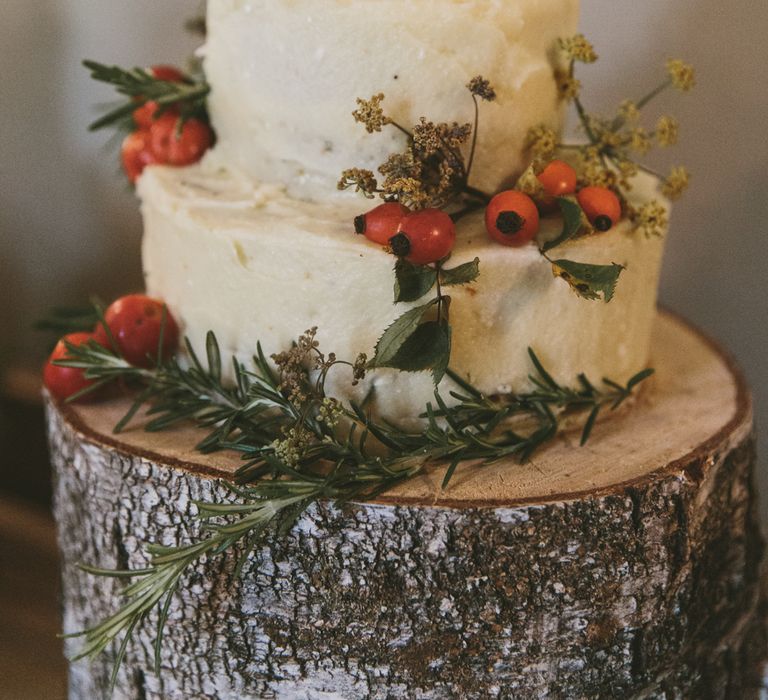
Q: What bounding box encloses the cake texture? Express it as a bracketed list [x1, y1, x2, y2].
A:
[204, 0, 579, 199]
[141, 164, 667, 425]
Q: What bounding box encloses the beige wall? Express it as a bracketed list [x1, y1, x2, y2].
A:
[2, 1, 766, 495]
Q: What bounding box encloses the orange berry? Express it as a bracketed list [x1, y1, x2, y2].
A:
[577, 186, 622, 231]
[537, 159, 577, 197]
[485, 190, 540, 247]
[354, 201, 409, 245]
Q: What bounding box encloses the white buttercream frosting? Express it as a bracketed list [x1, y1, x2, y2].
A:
[203, 0, 579, 200]
[140, 161, 668, 427]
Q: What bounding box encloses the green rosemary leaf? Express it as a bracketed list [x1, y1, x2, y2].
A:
[35, 305, 100, 335]
[549, 259, 624, 302]
[370, 299, 437, 367]
[540, 196, 588, 252]
[580, 405, 600, 445]
[154, 591, 174, 672]
[206, 331, 222, 383]
[394, 259, 437, 302]
[441, 454, 464, 490]
[527, 348, 559, 390]
[439, 257, 480, 286]
[627, 367, 655, 389]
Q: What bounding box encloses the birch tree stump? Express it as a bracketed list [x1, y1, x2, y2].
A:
[47, 312, 767, 699]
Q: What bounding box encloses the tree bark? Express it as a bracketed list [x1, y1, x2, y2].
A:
[47, 313, 767, 699]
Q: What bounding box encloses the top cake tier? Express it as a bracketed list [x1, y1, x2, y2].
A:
[204, 0, 579, 200]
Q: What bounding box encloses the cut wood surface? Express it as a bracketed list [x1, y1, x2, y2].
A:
[48, 311, 767, 699]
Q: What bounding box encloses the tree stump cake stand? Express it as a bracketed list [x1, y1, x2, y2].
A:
[47, 312, 767, 699]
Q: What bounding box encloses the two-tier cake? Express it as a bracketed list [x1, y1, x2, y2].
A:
[43, 1, 766, 698]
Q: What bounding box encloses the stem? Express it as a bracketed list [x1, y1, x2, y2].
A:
[388, 120, 413, 139]
[610, 78, 672, 131]
[450, 198, 486, 223]
[465, 95, 480, 183]
[435, 261, 444, 323]
[462, 185, 492, 203]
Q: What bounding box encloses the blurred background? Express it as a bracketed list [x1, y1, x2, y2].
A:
[1, 1, 766, 697]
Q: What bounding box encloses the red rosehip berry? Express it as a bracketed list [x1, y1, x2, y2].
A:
[577, 186, 622, 231]
[537, 159, 577, 197]
[43, 332, 109, 401]
[147, 65, 186, 83]
[354, 201, 410, 245]
[94, 294, 179, 368]
[485, 190, 540, 247]
[121, 130, 158, 184]
[149, 112, 213, 166]
[133, 65, 186, 129]
[389, 209, 456, 265]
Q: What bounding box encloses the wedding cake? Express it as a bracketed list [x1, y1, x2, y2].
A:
[44, 2, 767, 699]
[138, 0, 666, 423]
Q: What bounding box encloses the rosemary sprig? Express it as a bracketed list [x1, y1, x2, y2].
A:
[56, 328, 652, 685]
[83, 60, 210, 132]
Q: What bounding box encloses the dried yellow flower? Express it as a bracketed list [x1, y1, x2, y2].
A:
[352, 93, 389, 133]
[560, 34, 598, 63]
[655, 115, 679, 147]
[515, 164, 545, 198]
[661, 166, 690, 200]
[666, 59, 695, 92]
[526, 125, 558, 159]
[557, 75, 581, 101]
[628, 127, 652, 155]
[619, 100, 640, 123]
[338, 168, 378, 198]
[467, 75, 496, 101]
[630, 200, 668, 238]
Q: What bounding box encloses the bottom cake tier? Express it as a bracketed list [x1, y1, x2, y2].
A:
[47, 312, 766, 699]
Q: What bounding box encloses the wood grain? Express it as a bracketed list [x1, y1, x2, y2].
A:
[47, 311, 766, 699]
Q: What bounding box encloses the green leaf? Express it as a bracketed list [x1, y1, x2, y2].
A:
[378, 320, 452, 384]
[550, 259, 624, 302]
[393, 260, 437, 302]
[370, 300, 437, 367]
[440, 257, 480, 286]
[541, 196, 589, 252]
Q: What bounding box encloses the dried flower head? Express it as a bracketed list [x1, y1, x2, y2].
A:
[619, 99, 640, 123]
[577, 146, 616, 189]
[629, 200, 668, 238]
[352, 93, 389, 133]
[352, 353, 367, 385]
[412, 119, 471, 158]
[655, 115, 679, 147]
[666, 59, 695, 92]
[557, 75, 581, 101]
[271, 426, 312, 466]
[467, 75, 497, 101]
[338, 168, 378, 197]
[628, 127, 652, 155]
[560, 34, 598, 63]
[271, 327, 321, 405]
[526, 124, 558, 159]
[316, 397, 343, 428]
[661, 166, 690, 200]
[515, 163, 545, 198]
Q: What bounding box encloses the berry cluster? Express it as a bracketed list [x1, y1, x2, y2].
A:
[354, 159, 622, 262]
[355, 203, 456, 265]
[44, 294, 179, 400]
[121, 66, 213, 183]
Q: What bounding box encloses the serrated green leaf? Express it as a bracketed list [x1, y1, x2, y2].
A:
[370, 299, 437, 367]
[440, 257, 480, 286]
[377, 320, 452, 384]
[541, 196, 589, 252]
[550, 259, 624, 302]
[394, 260, 437, 302]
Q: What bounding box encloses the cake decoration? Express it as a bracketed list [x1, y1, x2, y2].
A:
[43, 9, 701, 688]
